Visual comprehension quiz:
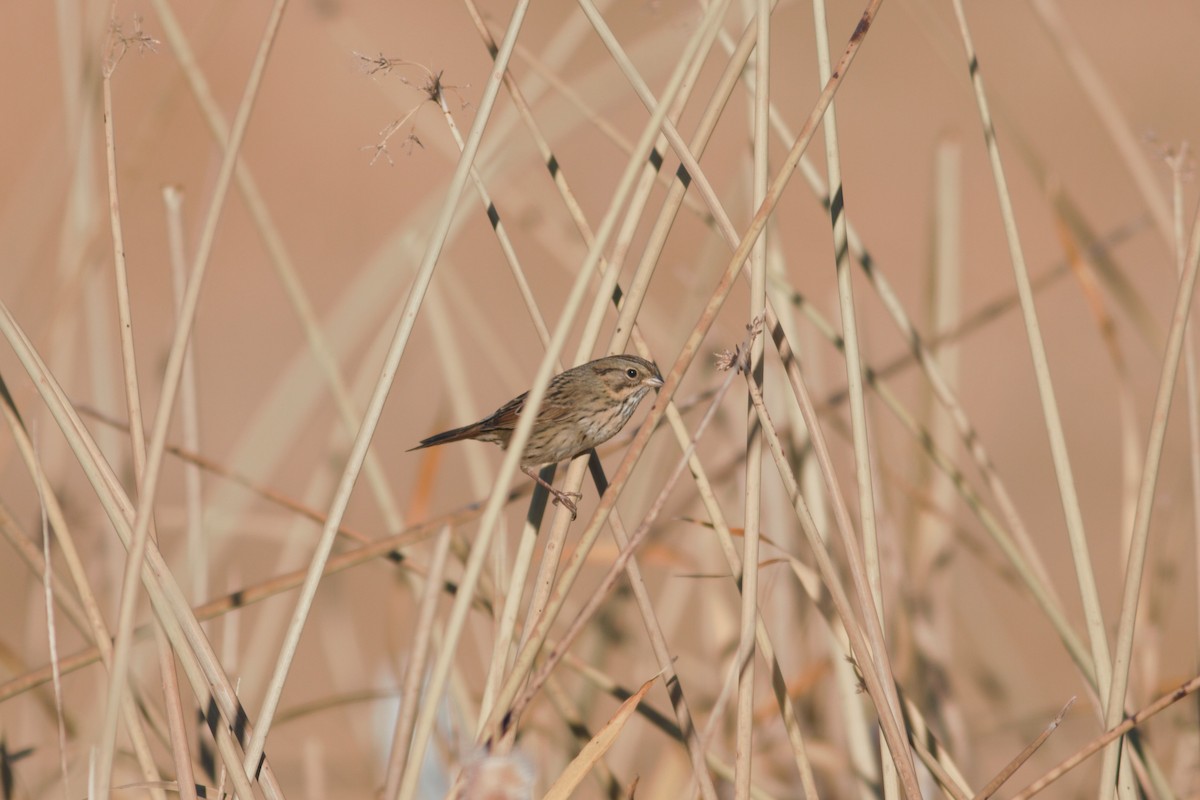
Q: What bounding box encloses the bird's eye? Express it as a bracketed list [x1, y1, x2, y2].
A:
[626, 368, 638, 379]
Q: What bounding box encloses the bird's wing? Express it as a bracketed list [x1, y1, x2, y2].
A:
[478, 392, 526, 433]
[480, 386, 573, 433]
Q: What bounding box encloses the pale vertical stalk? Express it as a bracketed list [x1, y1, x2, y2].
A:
[911, 139, 969, 759]
[799, 336, 877, 800]
[34, 437, 71, 800]
[163, 187, 206, 607]
[97, 0, 287, 789]
[735, 0, 769, 796]
[1164, 146, 1200, 678]
[382, 526, 453, 800]
[110, 0, 290, 791]
[948, 0, 1114, 726]
[810, 1, 896, 793]
[98, 42, 192, 800]
[1097, 176, 1200, 795]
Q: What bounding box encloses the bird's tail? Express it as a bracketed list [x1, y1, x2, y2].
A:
[407, 422, 483, 452]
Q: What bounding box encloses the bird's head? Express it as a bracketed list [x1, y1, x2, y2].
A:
[592, 355, 664, 403]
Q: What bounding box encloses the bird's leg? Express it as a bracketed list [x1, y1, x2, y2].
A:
[521, 465, 582, 520]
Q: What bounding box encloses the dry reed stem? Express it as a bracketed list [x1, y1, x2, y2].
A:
[98, 22, 193, 798]
[1098, 161, 1200, 796]
[733, 0, 771, 794]
[948, 0, 1114, 740]
[99, 0, 291, 791]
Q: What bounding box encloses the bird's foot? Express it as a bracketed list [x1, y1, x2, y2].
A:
[549, 488, 582, 520]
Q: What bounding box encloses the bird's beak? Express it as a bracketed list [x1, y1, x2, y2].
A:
[646, 374, 664, 390]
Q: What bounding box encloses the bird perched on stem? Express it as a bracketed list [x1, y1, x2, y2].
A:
[410, 355, 664, 518]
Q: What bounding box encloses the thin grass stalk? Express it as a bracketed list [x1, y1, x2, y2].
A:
[479, 491, 548, 723]
[949, 0, 1115, 722]
[767, 252, 1114, 701]
[554, 653, 776, 800]
[568, 5, 728, 358]
[1097, 163, 1200, 798]
[53, 0, 116, 479]
[381, 525, 453, 800]
[163, 187, 207, 608]
[734, 0, 770, 796]
[427, 76, 553, 354]
[646, 12, 872, 788]
[504, 41, 714, 225]
[36, 437, 72, 799]
[1164, 146, 1200, 691]
[699, 635, 745, 799]
[864, 357, 1095, 674]
[901, 696, 972, 800]
[909, 138, 968, 761]
[808, 0, 898, 794]
[147, 0, 407, 536]
[93, 4, 291, 798]
[99, 43, 194, 800]
[658, 382, 819, 785]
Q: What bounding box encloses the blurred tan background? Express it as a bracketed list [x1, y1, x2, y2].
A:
[2, 0, 1200, 796]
